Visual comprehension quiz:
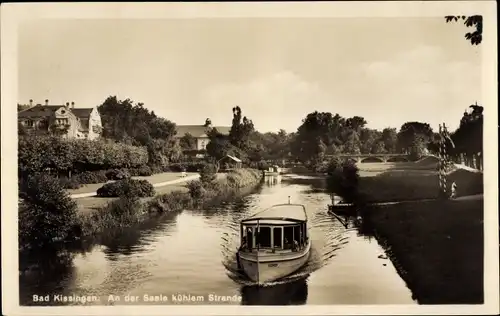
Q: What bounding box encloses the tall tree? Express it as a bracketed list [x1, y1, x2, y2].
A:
[228, 106, 255, 152]
[397, 122, 434, 154]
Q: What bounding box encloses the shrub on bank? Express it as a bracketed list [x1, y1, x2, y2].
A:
[79, 196, 144, 237]
[226, 168, 263, 188]
[19, 174, 79, 250]
[325, 158, 360, 203]
[200, 163, 218, 185]
[148, 191, 193, 214]
[96, 178, 155, 198]
[187, 180, 207, 200]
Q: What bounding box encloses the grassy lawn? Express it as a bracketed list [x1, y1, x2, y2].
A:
[357, 163, 483, 203]
[75, 173, 227, 214]
[68, 172, 198, 195]
[367, 198, 484, 304]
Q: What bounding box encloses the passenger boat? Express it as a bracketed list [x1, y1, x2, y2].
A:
[237, 200, 311, 285]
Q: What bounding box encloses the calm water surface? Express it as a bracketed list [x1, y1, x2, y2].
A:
[20, 175, 415, 305]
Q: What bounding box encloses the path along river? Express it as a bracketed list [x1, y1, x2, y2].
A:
[20, 174, 415, 305]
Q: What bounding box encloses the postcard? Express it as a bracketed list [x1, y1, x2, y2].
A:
[1, 1, 498, 315]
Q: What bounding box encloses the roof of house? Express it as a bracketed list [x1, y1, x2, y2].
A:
[18, 105, 63, 118]
[175, 125, 231, 138]
[18, 105, 95, 119]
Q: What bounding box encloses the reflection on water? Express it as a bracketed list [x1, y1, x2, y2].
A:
[240, 276, 309, 305]
[19, 174, 415, 305]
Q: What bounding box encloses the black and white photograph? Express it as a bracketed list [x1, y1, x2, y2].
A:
[1, 2, 498, 315]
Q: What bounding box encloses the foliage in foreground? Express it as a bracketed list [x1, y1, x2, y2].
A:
[18, 174, 79, 251]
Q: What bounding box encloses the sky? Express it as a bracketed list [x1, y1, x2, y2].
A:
[18, 18, 482, 133]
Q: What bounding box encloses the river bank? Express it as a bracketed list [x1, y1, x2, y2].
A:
[77, 168, 263, 244]
[355, 162, 484, 304]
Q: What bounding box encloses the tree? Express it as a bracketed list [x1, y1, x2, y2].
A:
[19, 174, 79, 250]
[409, 134, 427, 161]
[325, 158, 360, 203]
[450, 103, 483, 168]
[380, 127, 398, 153]
[445, 15, 483, 45]
[346, 116, 367, 133]
[359, 128, 381, 154]
[397, 122, 434, 154]
[343, 130, 362, 154]
[97, 96, 176, 146]
[179, 133, 197, 150]
[206, 128, 245, 162]
[371, 140, 387, 154]
[228, 106, 255, 152]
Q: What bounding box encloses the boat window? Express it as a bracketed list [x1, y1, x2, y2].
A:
[257, 227, 271, 248]
[283, 226, 294, 249]
[273, 227, 282, 248]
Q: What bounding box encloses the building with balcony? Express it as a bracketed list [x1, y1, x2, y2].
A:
[17, 99, 102, 140]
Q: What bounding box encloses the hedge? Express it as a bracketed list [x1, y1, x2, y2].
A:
[18, 136, 148, 175]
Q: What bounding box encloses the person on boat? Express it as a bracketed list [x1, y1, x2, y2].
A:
[240, 236, 248, 251]
[450, 181, 457, 199]
[292, 239, 299, 252]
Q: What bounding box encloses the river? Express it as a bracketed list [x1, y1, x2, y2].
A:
[20, 174, 415, 305]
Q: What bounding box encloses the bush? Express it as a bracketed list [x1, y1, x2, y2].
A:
[226, 168, 262, 188]
[79, 196, 144, 236]
[187, 180, 206, 200]
[19, 174, 79, 250]
[74, 170, 109, 184]
[96, 178, 155, 198]
[200, 163, 217, 185]
[148, 191, 193, 214]
[106, 169, 131, 180]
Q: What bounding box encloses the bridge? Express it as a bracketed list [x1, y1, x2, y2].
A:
[326, 153, 411, 163]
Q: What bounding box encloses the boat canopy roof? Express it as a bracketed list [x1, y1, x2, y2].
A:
[241, 204, 307, 224]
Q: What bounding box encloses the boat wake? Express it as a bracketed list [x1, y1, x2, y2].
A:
[220, 206, 352, 287]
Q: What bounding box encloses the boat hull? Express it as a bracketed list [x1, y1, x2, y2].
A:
[238, 242, 311, 284]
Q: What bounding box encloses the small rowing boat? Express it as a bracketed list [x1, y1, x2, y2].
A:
[237, 199, 311, 285]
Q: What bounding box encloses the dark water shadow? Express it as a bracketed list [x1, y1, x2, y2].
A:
[19, 247, 76, 305]
[240, 275, 309, 305]
[100, 211, 180, 260]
